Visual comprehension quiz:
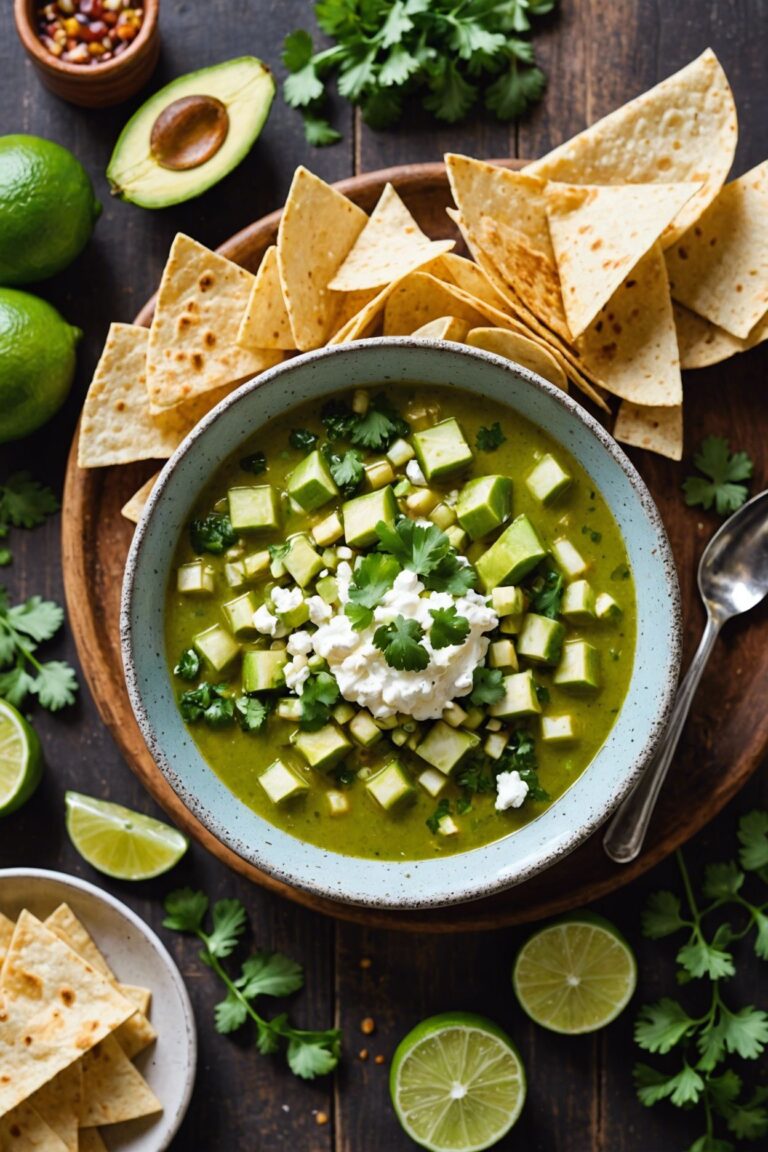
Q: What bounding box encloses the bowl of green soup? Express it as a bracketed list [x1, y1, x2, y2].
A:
[121, 339, 681, 908]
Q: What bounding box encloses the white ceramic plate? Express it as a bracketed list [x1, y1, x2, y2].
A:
[0, 868, 197, 1151]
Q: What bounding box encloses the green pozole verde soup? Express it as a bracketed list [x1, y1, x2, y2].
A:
[165, 385, 636, 860]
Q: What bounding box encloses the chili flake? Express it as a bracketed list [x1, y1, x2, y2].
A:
[36, 0, 144, 66]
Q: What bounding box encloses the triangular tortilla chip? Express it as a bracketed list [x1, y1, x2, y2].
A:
[80, 1035, 162, 1127]
[432, 253, 509, 310]
[411, 316, 470, 341]
[466, 327, 568, 391]
[665, 161, 768, 338]
[29, 1065, 82, 1152]
[545, 181, 702, 338]
[0, 1104, 69, 1152]
[78, 1130, 108, 1152]
[0, 912, 134, 1116]
[674, 301, 768, 369]
[329, 183, 454, 291]
[526, 48, 737, 246]
[614, 400, 683, 461]
[146, 234, 282, 413]
[121, 473, 159, 524]
[236, 246, 296, 350]
[0, 913, 13, 967]
[477, 215, 570, 340]
[277, 167, 367, 350]
[384, 271, 491, 335]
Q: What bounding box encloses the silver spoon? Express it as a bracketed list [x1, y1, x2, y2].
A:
[604, 488, 768, 864]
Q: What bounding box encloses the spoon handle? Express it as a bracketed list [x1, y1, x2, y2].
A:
[603, 613, 722, 864]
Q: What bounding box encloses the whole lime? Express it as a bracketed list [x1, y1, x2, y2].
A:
[0, 289, 81, 443]
[0, 135, 101, 285]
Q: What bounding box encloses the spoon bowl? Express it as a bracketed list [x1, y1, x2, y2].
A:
[698, 489, 768, 621]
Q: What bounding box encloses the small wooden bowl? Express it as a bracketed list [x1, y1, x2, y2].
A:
[14, 0, 160, 108]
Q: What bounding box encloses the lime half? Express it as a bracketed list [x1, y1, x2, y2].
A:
[513, 914, 637, 1034]
[65, 791, 189, 880]
[0, 699, 43, 816]
[390, 1012, 526, 1152]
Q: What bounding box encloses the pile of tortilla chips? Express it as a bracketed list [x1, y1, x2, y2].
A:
[0, 903, 161, 1150]
[78, 46, 767, 516]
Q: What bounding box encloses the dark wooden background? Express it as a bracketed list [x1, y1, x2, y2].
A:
[2, 2, 767, 1149]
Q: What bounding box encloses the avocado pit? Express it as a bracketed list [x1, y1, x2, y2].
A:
[150, 95, 230, 172]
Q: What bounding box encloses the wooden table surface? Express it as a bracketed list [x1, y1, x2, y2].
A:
[2, 3, 767, 1149]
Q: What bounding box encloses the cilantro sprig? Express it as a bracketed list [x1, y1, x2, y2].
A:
[682, 436, 754, 517]
[375, 518, 476, 594]
[373, 614, 429, 671]
[321, 394, 409, 451]
[0, 588, 78, 711]
[429, 605, 470, 649]
[283, 0, 556, 146]
[299, 670, 340, 730]
[0, 473, 58, 566]
[345, 552, 401, 631]
[190, 513, 238, 555]
[476, 422, 506, 452]
[322, 445, 365, 497]
[633, 814, 768, 1150]
[179, 682, 269, 732]
[527, 567, 563, 619]
[163, 889, 341, 1079]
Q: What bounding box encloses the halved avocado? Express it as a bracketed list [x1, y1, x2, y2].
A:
[107, 57, 275, 209]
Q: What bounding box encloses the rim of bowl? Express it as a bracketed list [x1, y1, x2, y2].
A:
[15, 0, 159, 78]
[121, 338, 682, 909]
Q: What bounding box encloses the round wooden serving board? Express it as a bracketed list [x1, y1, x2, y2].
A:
[63, 162, 768, 933]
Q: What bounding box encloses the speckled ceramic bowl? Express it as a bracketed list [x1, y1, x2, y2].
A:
[121, 339, 681, 909]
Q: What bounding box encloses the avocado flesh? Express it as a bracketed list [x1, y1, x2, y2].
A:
[107, 57, 275, 208]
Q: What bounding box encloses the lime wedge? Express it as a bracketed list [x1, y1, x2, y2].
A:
[513, 913, 637, 1034]
[65, 791, 189, 880]
[390, 1012, 526, 1152]
[0, 699, 43, 816]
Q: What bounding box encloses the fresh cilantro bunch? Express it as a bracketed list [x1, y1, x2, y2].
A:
[0, 588, 78, 711]
[163, 890, 341, 1079]
[376, 517, 477, 594]
[633, 813, 768, 1151]
[320, 394, 410, 450]
[283, 0, 557, 145]
[322, 445, 365, 497]
[683, 437, 754, 517]
[299, 671, 340, 730]
[0, 473, 58, 566]
[178, 680, 269, 732]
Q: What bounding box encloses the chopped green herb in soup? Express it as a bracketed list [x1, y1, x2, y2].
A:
[165, 385, 636, 860]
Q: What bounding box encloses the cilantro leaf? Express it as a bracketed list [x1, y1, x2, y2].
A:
[214, 989, 248, 1034]
[302, 113, 342, 147]
[179, 682, 235, 727]
[682, 436, 753, 516]
[347, 553, 401, 612]
[207, 899, 248, 959]
[324, 446, 365, 496]
[528, 567, 563, 618]
[501, 731, 548, 800]
[475, 422, 506, 452]
[429, 606, 470, 649]
[289, 428, 319, 451]
[426, 797, 451, 834]
[424, 59, 477, 122]
[268, 541, 290, 562]
[373, 615, 429, 671]
[0, 662, 35, 709]
[163, 888, 209, 934]
[677, 926, 735, 981]
[0, 473, 58, 529]
[635, 1061, 704, 1108]
[0, 549, 11, 567]
[345, 602, 374, 631]
[0, 590, 78, 712]
[702, 861, 745, 901]
[375, 518, 449, 575]
[236, 953, 304, 999]
[300, 671, 340, 731]
[486, 58, 547, 119]
[320, 394, 408, 450]
[174, 649, 200, 681]
[635, 998, 697, 1054]
[236, 696, 270, 732]
[32, 661, 79, 711]
[469, 666, 505, 706]
[642, 891, 689, 939]
[8, 597, 64, 643]
[190, 513, 238, 555]
[240, 452, 267, 475]
[286, 1032, 341, 1079]
[737, 810, 768, 876]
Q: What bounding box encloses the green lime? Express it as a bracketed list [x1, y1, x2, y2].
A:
[0, 288, 81, 443]
[65, 791, 189, 880]
[512, 913, 637, 1034]
[0, 699, 43, 816]
[0, 135, 100, 285]
[390, 1012, 526, 1152]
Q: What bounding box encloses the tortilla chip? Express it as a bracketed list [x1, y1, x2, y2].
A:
[329, 183, 454, 291]
[80, 1035, 162, 1127]
[432, 253, 509, 310]
[121, 473, 159, 524]
[0, 912, 134, 1116]
[383, 272, 493, 336]
[614, 400, 683, 461]
[236, 246, 296, 351]
[466, 327, 568, 391]
[29, 1065, 82, 1152]
[0, 913, 13, 967]
[0, 1104, 69, 1151]
[576, 244, 682, 406]
[146, 234, 282, 413]
[545, 181, 702, 338]
[665, 161, 768, 338]
[477, 214, 570, 340]
[526, 48, 738, 246]
[78, 1130, 108, 1152]
[277, 167, 367, 350]
[411, 316, 470, 341]
[674, 301, 768, 368]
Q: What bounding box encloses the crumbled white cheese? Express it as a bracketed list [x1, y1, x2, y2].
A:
[406, 459, 427, 486]
[307, 595, 333, 625]
[252, 603, 287, 638]
[271, 586, 303, 615]
[284, 653, 311, 694]
[287, 630, 313, 657]
[495, 770, 529, 811]
[336, 546, 353, 560]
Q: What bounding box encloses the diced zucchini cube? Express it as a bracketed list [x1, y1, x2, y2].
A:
[294, 723, 352, 772]
[417, 768, 448, 798]
[387, 438, 415, 468]
[273, 596, 308, 631]
[365, 760, 416, 811]
[414, 418, 474, 481]
[489, 639, 518, 670]
[342, 486, 397, 548]
[277, 697, 302, 721]
[429, 502, 457, 530]
[244, 550, 271, 580]
[415, 721, 480, 775]
[552, 538, 588, 578]
[405, 399, 441, 430]
[406, 488, 441, 516]
[242, 649, 287, 692]
[364, 459, 396, 489]
[553, 641, 601, 692]
[394, 478, 413, 499]
[516, 613, 566, 665]
[437, 814, 459, 836]
[476, 514, 547, 591]
[332, 701, 355, 725]
[541, 715, 577, 743]
[348, 710, 382, 748]
[484, 731, 510, 760]
[462, 706, 485, 731]
[561, 579, 597, 623]
[352, 389, 369, 414]
[312, 511, 344, 547]
[270, 555, 287, 579]
[308, 654, 327, 672]
[193, 624, 240, 674]
[283, 535, 324, 588]
[595, 592, 623, 621]
[326, 789, 350, 816]
[491, 585, 527, 617]
[228, 485, 282, 532]
[374, 714, 399, 730]
[315, 575, 339, 604]
[390, 728, 409, 747]
[442, 702, 468, 729]
[526, 454, 572, 505]
[485, 718, 502, 732]
[287, 450, 339, 512]
[456, 475, 513, 540]
[446, 525, 468, 551]
[259, 759, 309, 806]
[489, 670, 542, 719]
[224, 561, 247, 589]
[177, 560, 215, 596]
[223, 591, 259, 638]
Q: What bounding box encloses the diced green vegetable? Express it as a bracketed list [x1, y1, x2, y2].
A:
[551, 538, 588, 579]
[294, 723, 352, 772]
[315, 575, 338, 604]
[462, 706, 485, 730]
[489, 639, 518, 669]
[287, 449, 339, 512]
[561, 579, 597, 623]
[445, 524, 468, 551]
[595, 592, 623, 621]
[442, 701, 468, 729]
[224, 561, 247, 589]
[541, 715, 577, 743]
[326, 789, 350, 816]
[342, 485, 398, 548]
[311, 510, 344, 547]
[223, 591, 259, 638]
[386, 438, 415, 468]
[488, 670, 542, 719]
[277, 697, 303, 721]
[553, 641, 601, 692]
[365, 760, 415, 811]
[259, 759, 309, 806]
[283, 535, 324, 588]
[242, 649, 287, 692]
[484, 730, 510, 759]
[526, 454, 572, 505]
[428, 502, 457, 531]
[437, 814, 459, 836]
[414, 418, 474, 481]
[332, 701, 355, 725]
[228, 486, 282, 532]
[193, 624, 241, 674]
[415, 721, 480, 775]
[364, 459, 396, 489]
[177, 560, 215, 596]
[405, 488, 441, 516]
[476, 514, 547, 591]
[456, 475, 512, 540]
[516, 613, 565, 665]
[417, 767, 448, 798]
[348, 710, 382, 748]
